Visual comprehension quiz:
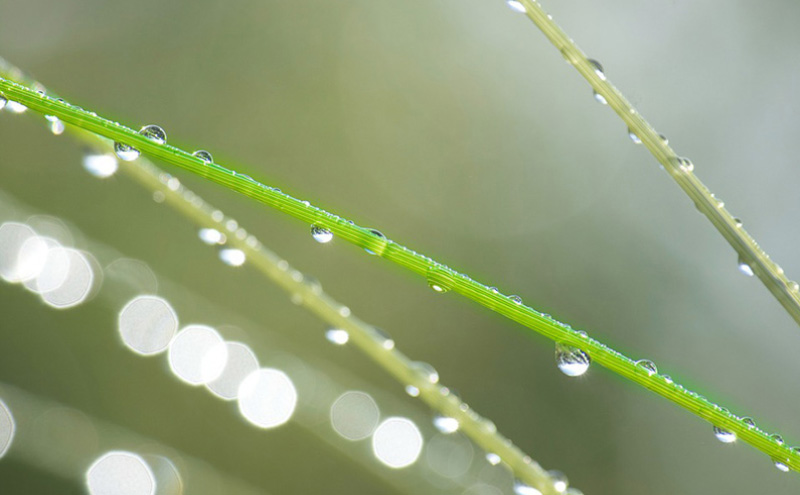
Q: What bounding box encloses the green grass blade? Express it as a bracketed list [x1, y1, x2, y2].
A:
[514, 0, 800, 327]
[0, 69, 797, 474]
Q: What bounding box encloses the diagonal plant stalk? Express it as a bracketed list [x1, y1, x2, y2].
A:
[0, 64, 797, 474]
[511, 0, 800, 326]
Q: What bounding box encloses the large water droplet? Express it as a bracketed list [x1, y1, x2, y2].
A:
[364, 229, 386, 255]
[677, 157, 694, 172]
[193, 150, 213, 163]
[509, 295, 523, 305]
[742, 417, 756, 428]
[325, 328, 349, 345]
[587, 59, 606, 81]
[405, 385, 420, 397]
[548, 470, 568, 492]
[433, 416, 459, 434]
[593, 90, 608, 105]
[628, 128, 641, 144]
[555, 343, 590, 377]
[771, 434, 784, 445]
[713, 425, 736, 443]
[311, 225, 333, 244]
[373, 327, 395, 350]
[506, 0, 526, 13]
[737, 256, 754, 276]
[635, 359, 657, 376]
[513, 480, 542, 495]
[139, 124, 167, 144]
[411, 361, 439, 384]
[5, 100, 27, 113]
[45, 115, 65, 135]
[773, 458, 790, 472]
[114, 142, 140, 161]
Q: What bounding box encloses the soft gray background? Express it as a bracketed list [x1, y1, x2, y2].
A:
[1, 0, 799, 494]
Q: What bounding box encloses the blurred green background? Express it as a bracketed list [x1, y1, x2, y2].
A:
[1, 0, 800, 493]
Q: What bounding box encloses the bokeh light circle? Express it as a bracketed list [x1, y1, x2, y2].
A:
[372, 417, 423, 468]
[168, 325, 228, 385]
[118, 296, 179, 355]
[86, 451, 155, 495]
[238, 368, 298, 428]
[206, 342, 259, 400]
[330, 391, 380, 441]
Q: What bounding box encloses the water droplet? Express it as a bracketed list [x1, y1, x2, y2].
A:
[433, 416, 459, 434]
[0, 95, 6, 110]
[5, 100, 27, 113]
[488, 286, 499, 294]
[771, 434, 784, 445]
[198, 228, 225, 245]
[662, 375, 674, 384]
[587, 59, 606, 81]
[218, 248, 245, 266]
[677, 157, 694, 172]
[509, 295, 523, 305]
[733, 217, 743, 228]
[713, 426, 736, 443]
[411, 361, 439, 384]
[311, 225, 333, 244]
[506, 0, 526, 13]
[513, 480, 542, 495]
[635, 359, 657, 376]
[737, 256, 754, 277]
[114, 142, 140, 161]
[405, 385, 420, 397]
[774, 458, 790, 472]
[193, 150, 213, 163]
[45, 115, 65, 135]
[742, 417, 756, 428]
[478, 418, 497, 433]
[364, 229, 386, 255]
[373, 327, 394, 350]
[628, 128, 641, 144]
[139, 124, 167, 144]
[325, 329, 349, 345]
[789, 281, 800, 292]
[548, 470, 568, 492]
[427, 265, 453, 293]
[82, 154, 118, 178]
[486, 452, 501, 465]
[659, 134, 669, 145]
[593, 90, 608, 105]
[555, 343, 590, 377]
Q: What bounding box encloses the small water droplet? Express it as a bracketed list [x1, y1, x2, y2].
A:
[5, 100, 27, 113]
[311, 225, 333, 244]
[713, 426, 736, 443]
[509, 295, 523, 305]
[506, 0, 526, 13]
[325, 328, 349, 345]
[593, 90, 608, 105]
[45, 115, 65, 135]
[82, 153, 118, 178]
[433, 415, 459, 434]
[742, 417, 756, 428]
[193, 150, 213, 163]
[628, 128, 641, 144]
[737, 256, 754, 276]
[555, 343, 590, 377]
[733, 217, 743, 228]
[114, 142, 140, 161]
[486, 452, 502, 465]
[548, 470, 568, 493]
[662, 375, 674, 384]
[635, 359, 657, 376]
[139, 124, 167, 144]
[198, 228, 225, 245]
[427, 265, 453, 293]
[373, 327, 394, 350]
[789, 281, 800, 292]
[587, 59, 606, 81]
[659, 134, 669, 145]
[677, 157, 694, 172]
[513, 480, 542, 495]
[0, 95, 6, 110]
[411, 361, 439, 384]
[218, 248, 245, 266]
[364, 229, 386, 255]
[405, 385, 420, 397]
[479, 418, 497, 434]
[771, 434, 784, 445]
